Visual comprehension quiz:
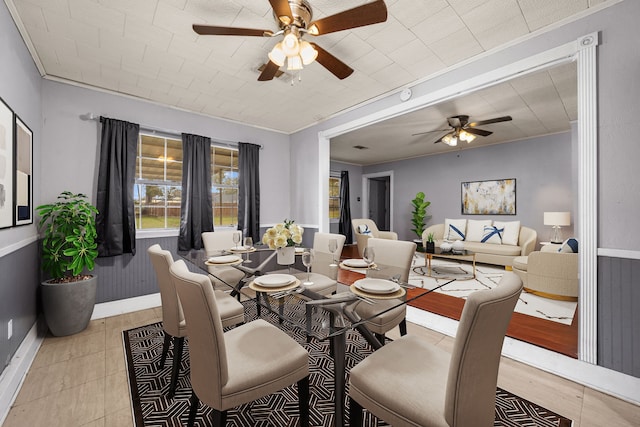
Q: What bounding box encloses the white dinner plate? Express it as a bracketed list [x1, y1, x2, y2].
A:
[208, 255, 241, 264]
[354, 278, 400, 294]
[229, 245, 248, 252]
[254, 274, 296, 288]
[342, 259, 372, 268]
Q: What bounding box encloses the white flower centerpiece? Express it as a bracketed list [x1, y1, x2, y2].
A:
[262, 219, 304, 265]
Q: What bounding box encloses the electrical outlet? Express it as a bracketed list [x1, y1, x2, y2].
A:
[7, 319, 12, 340]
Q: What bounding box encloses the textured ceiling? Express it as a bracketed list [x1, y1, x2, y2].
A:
[6, 0, 613, 137]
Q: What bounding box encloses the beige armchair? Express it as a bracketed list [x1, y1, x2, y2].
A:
[351, 218, 398, 257]
[349, 273, 523, 427]
[512, 245, 578, 301]
[169, 260, 310, 427]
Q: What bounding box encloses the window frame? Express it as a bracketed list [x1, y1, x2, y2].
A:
[329, 172, 341, 224]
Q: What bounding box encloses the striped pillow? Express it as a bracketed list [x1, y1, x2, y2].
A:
[444, 219, 466, 241]
[482, 225, 504, 244]
[558, 238, 578, 253]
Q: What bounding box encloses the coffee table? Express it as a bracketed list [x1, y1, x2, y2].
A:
[424, 248, 476, 280]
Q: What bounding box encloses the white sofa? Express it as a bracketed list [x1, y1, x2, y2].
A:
[422, 220, 537, 267]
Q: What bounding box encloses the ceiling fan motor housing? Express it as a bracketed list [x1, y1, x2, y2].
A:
[276, 0, 313, 29]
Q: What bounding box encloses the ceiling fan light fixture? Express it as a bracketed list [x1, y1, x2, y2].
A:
[282, 31, 300, 57]
[268, 42, 286, 66]
[459, 130, 476, 142]
[299, 41, 318, 65]
[287, 55, 303, 71]
[442, 134, 457, 146]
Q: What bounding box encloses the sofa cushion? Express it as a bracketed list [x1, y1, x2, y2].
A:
[463, 241, 521, 256]
[444, 218, 466, 241]
[466, 220, 491, 242]
[482, 225, 503, 244]
[494, 220, 520, 246]
[512, 256, 528, 271]
[558, 238, 578, 253]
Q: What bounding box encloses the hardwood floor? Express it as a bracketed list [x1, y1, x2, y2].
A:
[339, 244, 578, 358]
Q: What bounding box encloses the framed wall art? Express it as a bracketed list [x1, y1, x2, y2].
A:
[0, 97, 14, 229]
[461, 178, 516, 215]
[14, 115, 33, 226]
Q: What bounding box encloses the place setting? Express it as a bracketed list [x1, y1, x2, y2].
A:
[350, 277, 405, 300]
[249, 273, 301, 294]
[204, 254, 243, 266]
[339, 247, 377, 271]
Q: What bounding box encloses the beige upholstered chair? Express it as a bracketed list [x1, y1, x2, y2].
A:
[355, 238, 416, 344]
[169, 260, 310, 427]
[349, 272, 523, 427]
[202, 231, 246, 289]
[293, 232, 346, 296]
[351, 218, 398, 257]
[512, 244, 578, 300]
[147, 244, 244, 398]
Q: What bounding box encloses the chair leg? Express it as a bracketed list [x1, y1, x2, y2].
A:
[399, 318, 407, 336]
[187, 391, 199, 427]
[168, 336, 184, 398]
[349, 397, 364, 427]
[374, 333, 386, 346]
[305, 305, 313, 343]
[298, 376, 310, 427]
[159, 332, 171, 369]
[278, 298, 284, 324]
[212, 409, 227, 427]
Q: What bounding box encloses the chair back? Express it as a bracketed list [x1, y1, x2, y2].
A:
[366, 238, 416, 283]
[352, 218, 381, 237]
[312, 232, 346, 278]
[170, 260, 228, 406]
[202, 230, 242, 255]
[147, 244, 184, 337]
[444, 272, 523, 427]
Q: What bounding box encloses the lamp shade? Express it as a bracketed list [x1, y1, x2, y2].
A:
[543, 211, 571, 226]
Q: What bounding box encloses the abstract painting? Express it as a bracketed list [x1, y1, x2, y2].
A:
[461, 178, 516, 215]
[15, 115, 33, 226]
[0, 97, 13, 229]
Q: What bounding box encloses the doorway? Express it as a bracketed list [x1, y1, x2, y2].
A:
[362, 171, 394, 231]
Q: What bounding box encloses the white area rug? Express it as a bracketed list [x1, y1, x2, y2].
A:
[408, 255, 577, 325]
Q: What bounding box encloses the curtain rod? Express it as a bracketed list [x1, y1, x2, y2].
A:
[79, 113, 263, 149]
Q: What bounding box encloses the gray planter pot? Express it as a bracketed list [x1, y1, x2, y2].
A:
[41, 275, 97, 337]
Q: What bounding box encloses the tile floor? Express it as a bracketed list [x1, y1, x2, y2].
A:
[3, 307, 640, 426]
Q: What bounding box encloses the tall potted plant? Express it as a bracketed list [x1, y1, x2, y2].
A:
[410, 191, 431, 243]
[36, 191, 99, 336]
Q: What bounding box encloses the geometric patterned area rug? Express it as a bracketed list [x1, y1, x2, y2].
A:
[408, 256, 578, 325]
[123, 302, 573, 426]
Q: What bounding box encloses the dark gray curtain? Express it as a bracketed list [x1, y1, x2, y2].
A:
[96, 117, 139, 257]
[178, 133, 213, 251]
[238, 142, 260, 241]
[338, 170, 353, 242]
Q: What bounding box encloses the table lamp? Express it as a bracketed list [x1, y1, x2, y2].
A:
[544, 212, 571, 244]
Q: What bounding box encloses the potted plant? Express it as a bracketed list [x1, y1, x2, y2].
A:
[411, 191, 431, 245]
[36, 191, 99, 336]
[425, 232, 435, 254]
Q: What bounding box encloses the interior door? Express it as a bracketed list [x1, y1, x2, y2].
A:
[368, 176, 390, 230]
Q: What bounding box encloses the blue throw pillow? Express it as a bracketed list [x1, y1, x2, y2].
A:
[481, 225, 504, 244]
[558, 238, 578, 253]
[357, 224, 372, 235]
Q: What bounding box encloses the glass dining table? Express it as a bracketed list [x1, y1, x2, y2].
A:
[179, 245, 450, 427]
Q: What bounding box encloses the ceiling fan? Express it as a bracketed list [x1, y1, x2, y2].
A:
[412, 114, 513, 146]
[192, 0, 388, 81]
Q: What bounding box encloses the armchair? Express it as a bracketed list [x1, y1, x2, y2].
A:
[351, 218, 398, 257]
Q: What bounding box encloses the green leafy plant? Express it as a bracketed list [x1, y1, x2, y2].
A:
[410, 191, 431, 239]
[426, 232, 435, 243]
[36, 191, 99, 282]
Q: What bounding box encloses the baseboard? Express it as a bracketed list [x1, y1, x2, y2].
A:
[91, 293, 161, 320]
[406, 306, 640, 406]
[0, 320, 44, 426]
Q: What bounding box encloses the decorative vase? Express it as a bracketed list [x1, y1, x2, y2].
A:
[277, 246, 295, 265]
[426, 242, 435, 253]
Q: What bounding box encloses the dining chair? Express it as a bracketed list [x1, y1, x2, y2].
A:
[147, 244, 244, 398]
[355, 238, 416, 344]
[348, 272, 523, 427]
[169, 260, 310, 427]
[293, 232, 346, 296]
[202, 231, 246, 289]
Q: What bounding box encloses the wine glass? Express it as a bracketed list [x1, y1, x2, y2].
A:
[243, 237, 253, 263]
[328, 239, 338, 267]
[302, 250, 314, 285]
[363, 247, 375, 268]
[232, 231, 241, 250]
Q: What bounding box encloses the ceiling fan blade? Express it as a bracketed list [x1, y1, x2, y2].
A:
[257, 61, 280, 81]
[411, 128, 451, 137]
[307, 0, 387, 36]
[269, 0, 293, 26]
[310, 43, 354, 79]
[193, 24, 272, 37]
[464, 127, 492, 137]
[468, 115, 512, 127]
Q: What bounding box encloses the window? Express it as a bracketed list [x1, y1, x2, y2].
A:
[134, 133, 240, 230]
[329, 175, 341, 221]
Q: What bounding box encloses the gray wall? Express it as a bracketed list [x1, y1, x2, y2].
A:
[359, 132, 574, 243]
[0, 2, 42, 375]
